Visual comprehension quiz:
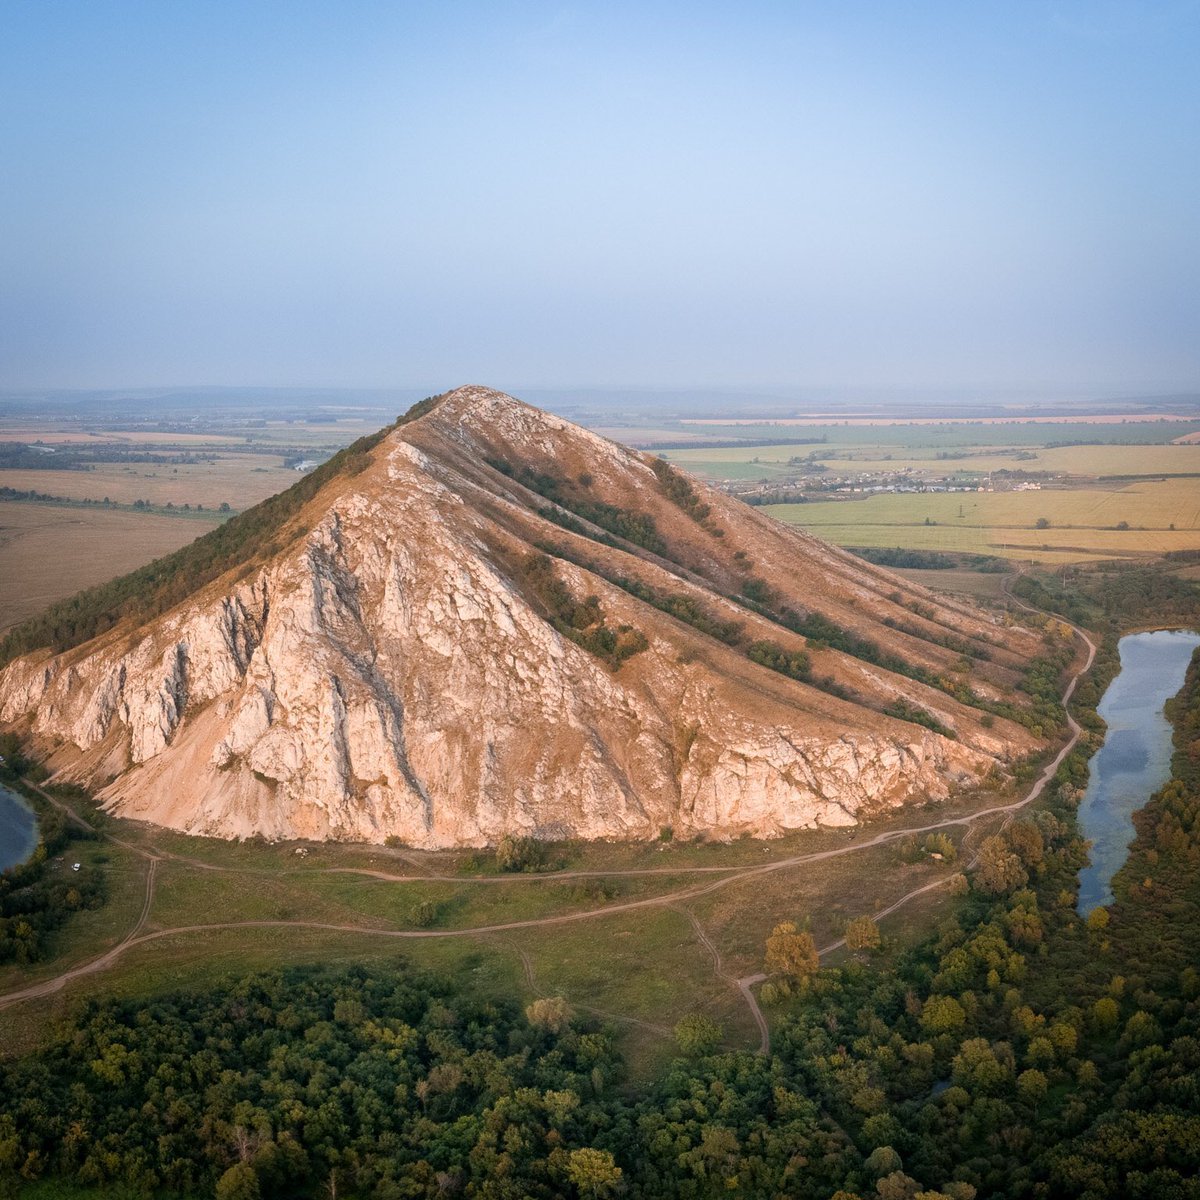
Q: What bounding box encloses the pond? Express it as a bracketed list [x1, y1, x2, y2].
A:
[1076, 628, 1200, 915]
[0, 781, 39, 873]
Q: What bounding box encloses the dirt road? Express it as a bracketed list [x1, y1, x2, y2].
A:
[0, 603, 1097, 1054]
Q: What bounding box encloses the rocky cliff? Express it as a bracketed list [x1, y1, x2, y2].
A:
[0, 387, 1046, 846]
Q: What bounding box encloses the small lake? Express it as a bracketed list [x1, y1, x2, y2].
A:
[0, 781, 39, 873]
[1077, 629, 1200, 915]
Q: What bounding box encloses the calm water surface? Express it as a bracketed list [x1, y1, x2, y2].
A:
[0, 781, 39, 873]
[1077, 629, 1200, 914]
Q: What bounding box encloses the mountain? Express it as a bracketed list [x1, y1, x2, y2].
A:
[0, 386, 1045, 847]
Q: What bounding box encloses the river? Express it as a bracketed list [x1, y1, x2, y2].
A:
[1076, 628, 1200, 915]
[0, 781, 39, 873]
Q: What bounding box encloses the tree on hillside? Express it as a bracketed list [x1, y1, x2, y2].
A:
[845, 915, 882, 952]
[975, 836, 1028, 895]
[765, 921, 819, 980]
[674, 1012, 724, 1056]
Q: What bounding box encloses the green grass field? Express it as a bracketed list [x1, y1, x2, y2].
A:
[663, 439, 1200, 481]
[0, 773, 1026, 1077]
[667, 417, 1200, 449]
[763, 478, 1200, 562]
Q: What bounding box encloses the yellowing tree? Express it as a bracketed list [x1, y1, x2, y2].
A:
[765, 921, 819, 980]
[975, 836, 1028, 895]
[565, 1148, 622, 1198]
[526, 996, 573, 1033]
[845, 915, 882, 952]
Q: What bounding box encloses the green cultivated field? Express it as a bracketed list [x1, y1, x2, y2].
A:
[650, 415, 1200, 564]
[766, 478, 1200, 563]
[669, 442, 1200, 480]
[667, 417, 1200, 450]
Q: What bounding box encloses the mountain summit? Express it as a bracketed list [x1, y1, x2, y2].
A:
[0, 387, 1044, 845]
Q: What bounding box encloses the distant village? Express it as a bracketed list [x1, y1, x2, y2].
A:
[725, 467, 1050, 504]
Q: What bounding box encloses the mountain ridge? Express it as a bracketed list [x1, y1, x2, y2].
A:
[0, 386, 1045, 846]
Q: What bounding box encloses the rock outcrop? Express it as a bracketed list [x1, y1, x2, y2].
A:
[0, 387, 1046, 846]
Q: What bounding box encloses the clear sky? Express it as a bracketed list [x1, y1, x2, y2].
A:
[2, 1, 1198, 394]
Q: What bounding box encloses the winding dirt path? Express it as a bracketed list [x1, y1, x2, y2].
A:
[676, 905, 770, 1055]
[0, 600, 1097, 1051]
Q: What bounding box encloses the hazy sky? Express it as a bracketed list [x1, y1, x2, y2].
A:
[2, 1, 1199, 393]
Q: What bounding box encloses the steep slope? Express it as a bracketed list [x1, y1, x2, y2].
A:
[0, 387, 1047, 847]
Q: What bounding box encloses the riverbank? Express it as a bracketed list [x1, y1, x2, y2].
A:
[0, 781, 38, 872]
[1076, 628, 1200, 914]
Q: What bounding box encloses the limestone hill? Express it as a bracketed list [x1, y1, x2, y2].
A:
[0, 387, 1045, 846]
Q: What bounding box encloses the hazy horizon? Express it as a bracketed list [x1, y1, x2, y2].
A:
[3, 2, 1199, 394]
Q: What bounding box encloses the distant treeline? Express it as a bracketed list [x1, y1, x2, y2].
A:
[852, 546, 1009, 572]
[743, 490, 809, 506]
[0, 443, 216, 470]
[1045, 437, 1183, 448]
[0, 487, 223, 516]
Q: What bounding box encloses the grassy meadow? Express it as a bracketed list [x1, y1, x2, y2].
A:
[0, 776, 1011, 1078]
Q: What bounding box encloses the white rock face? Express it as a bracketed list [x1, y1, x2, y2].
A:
[0, 387, 1038, 846]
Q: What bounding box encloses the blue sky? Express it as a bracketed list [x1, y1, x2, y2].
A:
[2, 1, 1198, 393]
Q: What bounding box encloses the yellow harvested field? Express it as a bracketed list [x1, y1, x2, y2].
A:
[0, 504, 219, 632]
[768, 518, 1107, 563]
[0, 454, 297, 508]
[765, 477, 1200, 563]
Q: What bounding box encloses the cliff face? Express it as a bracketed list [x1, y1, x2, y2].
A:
[0, 387, 1045, 846]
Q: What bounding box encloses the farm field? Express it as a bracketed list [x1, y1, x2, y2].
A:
[0, 454, 299, 509]
[765, 479, 1200, 563]
[0, 409, 386, 633]
[663, 417, 1200, 450]
[886, 567, 1010, 598]
[0, 504, 222, 631]
[682, 411, 1192, 426]
[664, 440, 1200, 480]
[0, 417, 382, 449]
